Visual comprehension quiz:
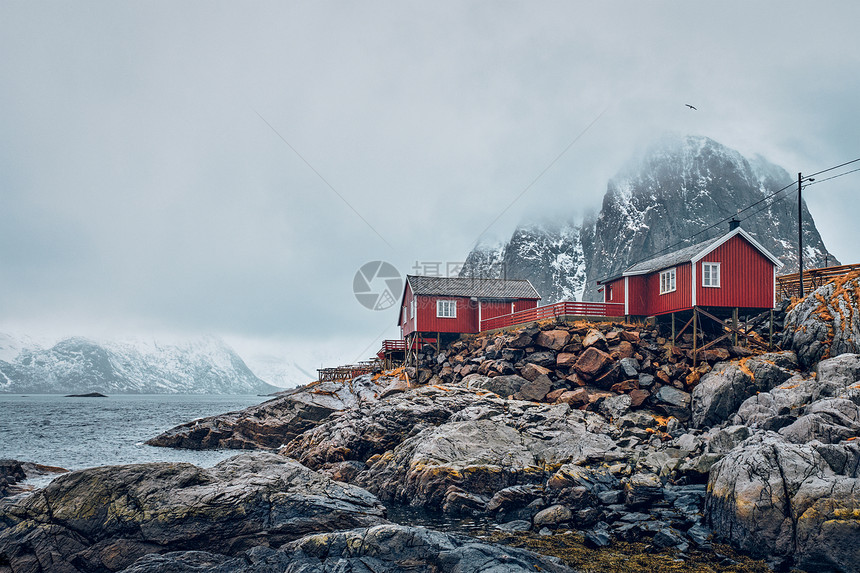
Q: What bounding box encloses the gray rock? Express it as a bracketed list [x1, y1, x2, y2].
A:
[533, 504, 572, 526]
[814, 353, 860, 399]
[600, 394, 632, 420]
[122, 524, 577, 573]
[0, 453, 386, 573]
[691, 352, 799, 428]
[473, 374, 529, 397]
[638, 373, 655, 388]
[358, 410, 615, 509]
[619, 357, 640, 377]
[514, 374, 553, 402]
[597, 490, 624, 505]
[147, 374, 386, 450]
[706, 425, 751, 454]
[497, 519, 532, 532]
[624, 472, 663, 507]
[705, 432, 860, 570]
[584, 529, 611, 548]
[654, 386, 692, 421]
[778, 398, 860, 444]
[686, 523, 712, 548]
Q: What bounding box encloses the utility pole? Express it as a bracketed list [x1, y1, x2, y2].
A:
[798, 172, 804, 298]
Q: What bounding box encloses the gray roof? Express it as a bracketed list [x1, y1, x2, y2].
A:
[623, 235, 721, 276]
[407, 275, 541, 299]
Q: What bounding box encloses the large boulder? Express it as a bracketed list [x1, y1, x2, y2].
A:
[472, 374, 529, 397]
[691, 352, 799, 428]
[706, 432, 860, 571]
[281, 384, 474, 471]
[781, 274, 860, 369]
[0, 453, 386, 573]
[573, 347, 612, 380]
[356, 404, 614, 511]
[147, 374, 387, 450]
[120, 524, 576, 573]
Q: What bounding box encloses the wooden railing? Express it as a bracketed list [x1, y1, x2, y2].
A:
[776, 263, 860, 299]
[479, 301, 625, 331]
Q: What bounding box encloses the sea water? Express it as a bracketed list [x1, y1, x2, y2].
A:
[0, 394, 268, 474]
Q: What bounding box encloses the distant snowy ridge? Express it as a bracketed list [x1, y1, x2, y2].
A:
[462, 135, 837, 302]
[0, 333, 281, 394]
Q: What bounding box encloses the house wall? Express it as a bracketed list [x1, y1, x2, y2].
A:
[480, 300, 513, 321]
[514, 299, 539, 312]
[400, 282, 416, 336]
[415, 295, 479, 334]
[603, 278, 626, 305]
[696, 235, 774, 309]
[645, 262, 693, 315]
[626, 276, 649, 315]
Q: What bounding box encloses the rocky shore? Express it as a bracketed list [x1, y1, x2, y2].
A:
[2, 274, 859, 572]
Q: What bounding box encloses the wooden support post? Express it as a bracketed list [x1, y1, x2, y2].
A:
[769, 309, 774, 350]
[692, 307, 698, 368]
[671, 313, 675, 348]
[732, 308, 739, 346]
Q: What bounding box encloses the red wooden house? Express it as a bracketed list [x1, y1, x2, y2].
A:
[398, 275, 541, 341]
[598, 224, 783, 318]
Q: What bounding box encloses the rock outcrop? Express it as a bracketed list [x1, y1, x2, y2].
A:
[781, 273, 860, 368]
[0, 453, 386, 573]
[118, 524, 576, 573]
[146, 374, 386, 450]
[705, 353, 860, 571]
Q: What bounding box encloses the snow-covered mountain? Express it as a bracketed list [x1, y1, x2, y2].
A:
[461, 135, 837, 302]
[462, 221, 589, 303]
[0, 334, 281, 394]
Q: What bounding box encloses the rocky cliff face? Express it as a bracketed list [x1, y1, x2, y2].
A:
[461, 135, 837, 302]
[0, 335, 280, 394]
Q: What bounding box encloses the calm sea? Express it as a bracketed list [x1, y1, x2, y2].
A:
[0, 394, 268, 475]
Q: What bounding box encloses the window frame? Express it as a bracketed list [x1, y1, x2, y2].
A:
[659, 267, 677, 295]
[702, 262, 721, 288]
[436, 299, 457, 318]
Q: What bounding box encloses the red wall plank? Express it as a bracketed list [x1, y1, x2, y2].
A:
[696, 235, 774, 309]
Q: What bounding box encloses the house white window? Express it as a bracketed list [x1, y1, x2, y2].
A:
[436, 299, 457, 318]
[659, 268, 676, 294]
[703, 262, 721, 287]
[410, 298, 416, 318]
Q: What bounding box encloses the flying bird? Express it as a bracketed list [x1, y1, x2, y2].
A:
[685, 104, 697, 110]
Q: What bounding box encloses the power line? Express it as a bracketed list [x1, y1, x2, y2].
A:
[806, 157, 860, 179]
[621, 179, 797, 269]
[806, 166, 860, 186]
[618, 156, 857, 271]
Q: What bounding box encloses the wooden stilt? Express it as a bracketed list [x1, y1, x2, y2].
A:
[671, 313, 675, 348]
[732, 308, 739, 346]
[692, 307, 698, 368]
[769, 309, 774, 350]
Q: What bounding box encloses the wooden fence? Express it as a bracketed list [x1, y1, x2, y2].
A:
[776, 263, 860, 299]
[479, 301, 625, 331]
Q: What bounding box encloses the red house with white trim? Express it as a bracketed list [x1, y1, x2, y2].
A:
[598, 224, 783, 317]
[399, 275, 541, 339]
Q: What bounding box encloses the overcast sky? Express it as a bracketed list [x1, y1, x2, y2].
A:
[1, 2, 858, 381]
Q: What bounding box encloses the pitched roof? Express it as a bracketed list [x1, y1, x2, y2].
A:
[603, 227, 783, 281]
[623, 236, 720, 275]
[406, 275, 541, 299]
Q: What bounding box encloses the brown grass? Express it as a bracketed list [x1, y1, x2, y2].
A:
[485, 531, 783, 573]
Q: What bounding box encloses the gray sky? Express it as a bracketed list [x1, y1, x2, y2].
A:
[2, 1, 859, 378]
